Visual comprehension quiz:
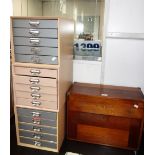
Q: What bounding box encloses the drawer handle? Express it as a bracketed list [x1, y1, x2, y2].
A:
[30, 38, 40, 45]
[31, 47, 40, 54]
[33, 134, 41, 140]
[29, 78, 40, 84]
[31, 56, 40, 63]
[31, 101, 41, 106]
[29, 29, 40, 36]
[30, 69, 41, 74]
[32, 119, 41, 125]
[33, 127, 42, 132]
[101, 93, 108, 97]
[31, 93, 41, 99]
[133, 104, 139, 109]
[30, 86, 40, 90]
[34, 141, 41, 147]
[32, 111, 41, 117]
[29, 20, 40, 27]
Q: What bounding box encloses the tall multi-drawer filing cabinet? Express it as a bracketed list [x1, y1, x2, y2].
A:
[11, 17, 74, 152]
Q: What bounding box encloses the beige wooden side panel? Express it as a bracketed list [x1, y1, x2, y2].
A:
[57, 18, 74, 150]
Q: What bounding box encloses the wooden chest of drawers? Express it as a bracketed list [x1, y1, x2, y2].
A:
[67, 82, 144, 151]
[11, 17, 74, 152]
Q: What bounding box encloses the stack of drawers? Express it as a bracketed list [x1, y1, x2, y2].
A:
[11, 17, 74, 152]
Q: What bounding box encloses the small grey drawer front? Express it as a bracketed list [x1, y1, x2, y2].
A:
[18, 116, 56, 126]
[13, 28, 58, 38]
[19, 123, 57, 135]
[13, 19, 58, 29]
[15, 54, 58, 64]
[17, 108, 57, 120]
[14, 46, 58, 56]
[20, 137, 57, 149]
[19, 130, 57, 142]
[14, 37, 58, 47]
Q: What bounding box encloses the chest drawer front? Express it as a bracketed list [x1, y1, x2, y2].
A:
[14, 67, 57, 78]
[17, 107, 57, 120]
[13, 28, 58, 38]
[19, 123, 57, 135]
[16, 91, 57, 102]
[16, 98, 57, 110]
[14, 37, 58, 47]
[13, 19, 58, 29]
[15, 54, 58, 65]
[14, 46, 58, 56]
[18, 116, 56, 126]
[14, 75, 57, 87]
[19, 130, 57, 142]
[20, 137, 57, 149]
[15, 83, 57, 95]
[69, 95, 144, 119]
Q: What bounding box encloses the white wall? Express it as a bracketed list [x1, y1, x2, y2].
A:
[73, 60, 102, 84]
[103, 0, 144, 92]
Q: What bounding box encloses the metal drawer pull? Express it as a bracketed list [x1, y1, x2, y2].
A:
[29, 78, 40, 84]
[31, 47, 40, 53]
[33, 134, 41, 140]
[31, 101, 41, 106]
[34, 141, 41, 147]
[32, 111, 41, 117]
[30, 38, 40, 45]
[31, 93, 41, 99]
[50, 141, 56, 144]
[133, 104, 139, 109]
[29, 29, 40, 36]
[30, 86, 40, 90]
[30, 69, 41, 74]
[32, 119, 40, 125]
[101, 93, 108, 97]
[33, 127, 42, 132]
[31, 56, 40, 63]
[29, 20, 40, 27]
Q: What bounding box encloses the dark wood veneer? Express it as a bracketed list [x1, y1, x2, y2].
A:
[67, 82, 144, 150]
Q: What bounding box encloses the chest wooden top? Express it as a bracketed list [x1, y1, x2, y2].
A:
[69, 82, 144, 102]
